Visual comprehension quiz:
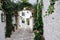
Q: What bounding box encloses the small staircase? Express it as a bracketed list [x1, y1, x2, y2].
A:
[5, 25, 34, 40]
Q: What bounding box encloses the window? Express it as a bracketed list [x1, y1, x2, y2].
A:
[22, 12, 25, 16]
[1, 13, 5, 22]
[26, 18, 29, 25]
[22, 18, 25, 23]
[22, 20, 25, 23]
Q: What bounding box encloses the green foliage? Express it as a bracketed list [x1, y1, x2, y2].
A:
[17, 2, 32, 10]
[33, 0, 44, 40]
[2, 0, 18, 12]
[21, 0, 28, 3]
[45, 0, 57, 16]
[2, 0, 32, 11]
[0, 3, 2, 10]
[5, 12, 14, 37]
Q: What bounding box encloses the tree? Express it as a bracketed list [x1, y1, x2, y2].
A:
[2, 0, 18, 37]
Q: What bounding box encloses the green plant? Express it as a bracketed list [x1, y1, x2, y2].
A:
[21, 0, 28, 3]
[5, 12, 13, 37]
[33, 0, 44, 40]
[45, 0, 58, 16]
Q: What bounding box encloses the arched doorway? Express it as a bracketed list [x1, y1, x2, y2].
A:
[17, 7, 34, 31]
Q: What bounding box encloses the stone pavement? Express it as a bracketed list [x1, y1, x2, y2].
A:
[5, 27, 35, 40]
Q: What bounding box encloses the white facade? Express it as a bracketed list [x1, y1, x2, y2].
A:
[18, 10, 34, 30]
[0, 10, 5, 40]
[43, 0, 60, 40]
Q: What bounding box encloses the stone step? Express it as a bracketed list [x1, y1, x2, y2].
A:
[6, 27, 34, 40]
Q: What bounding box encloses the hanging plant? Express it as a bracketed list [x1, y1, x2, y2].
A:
[45, 0, 58, 16]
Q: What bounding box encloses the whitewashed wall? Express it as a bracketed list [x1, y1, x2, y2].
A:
[18, 10, 34, 30]
[0, 10, 5, 40]
[43, 0, 60, 40]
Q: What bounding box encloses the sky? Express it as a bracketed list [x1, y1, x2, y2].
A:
[11, 0, 37, 5]
[28, 0, 37, 5]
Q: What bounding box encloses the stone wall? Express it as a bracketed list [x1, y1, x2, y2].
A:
[43, 0, 60, 40]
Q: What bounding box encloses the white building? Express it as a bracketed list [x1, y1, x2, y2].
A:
[18, 7, 34, 31]
[0, 10, 5, 40]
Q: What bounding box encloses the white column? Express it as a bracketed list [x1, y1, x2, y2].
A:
[18, 11, 23, 29]
[30, 17, 33, 31]
[18, 16, 22, 29]
[12, 16, 16, 24]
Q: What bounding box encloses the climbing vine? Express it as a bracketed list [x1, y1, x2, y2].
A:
[33, 0, 44, 40]
[45, 0, 58, 16]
